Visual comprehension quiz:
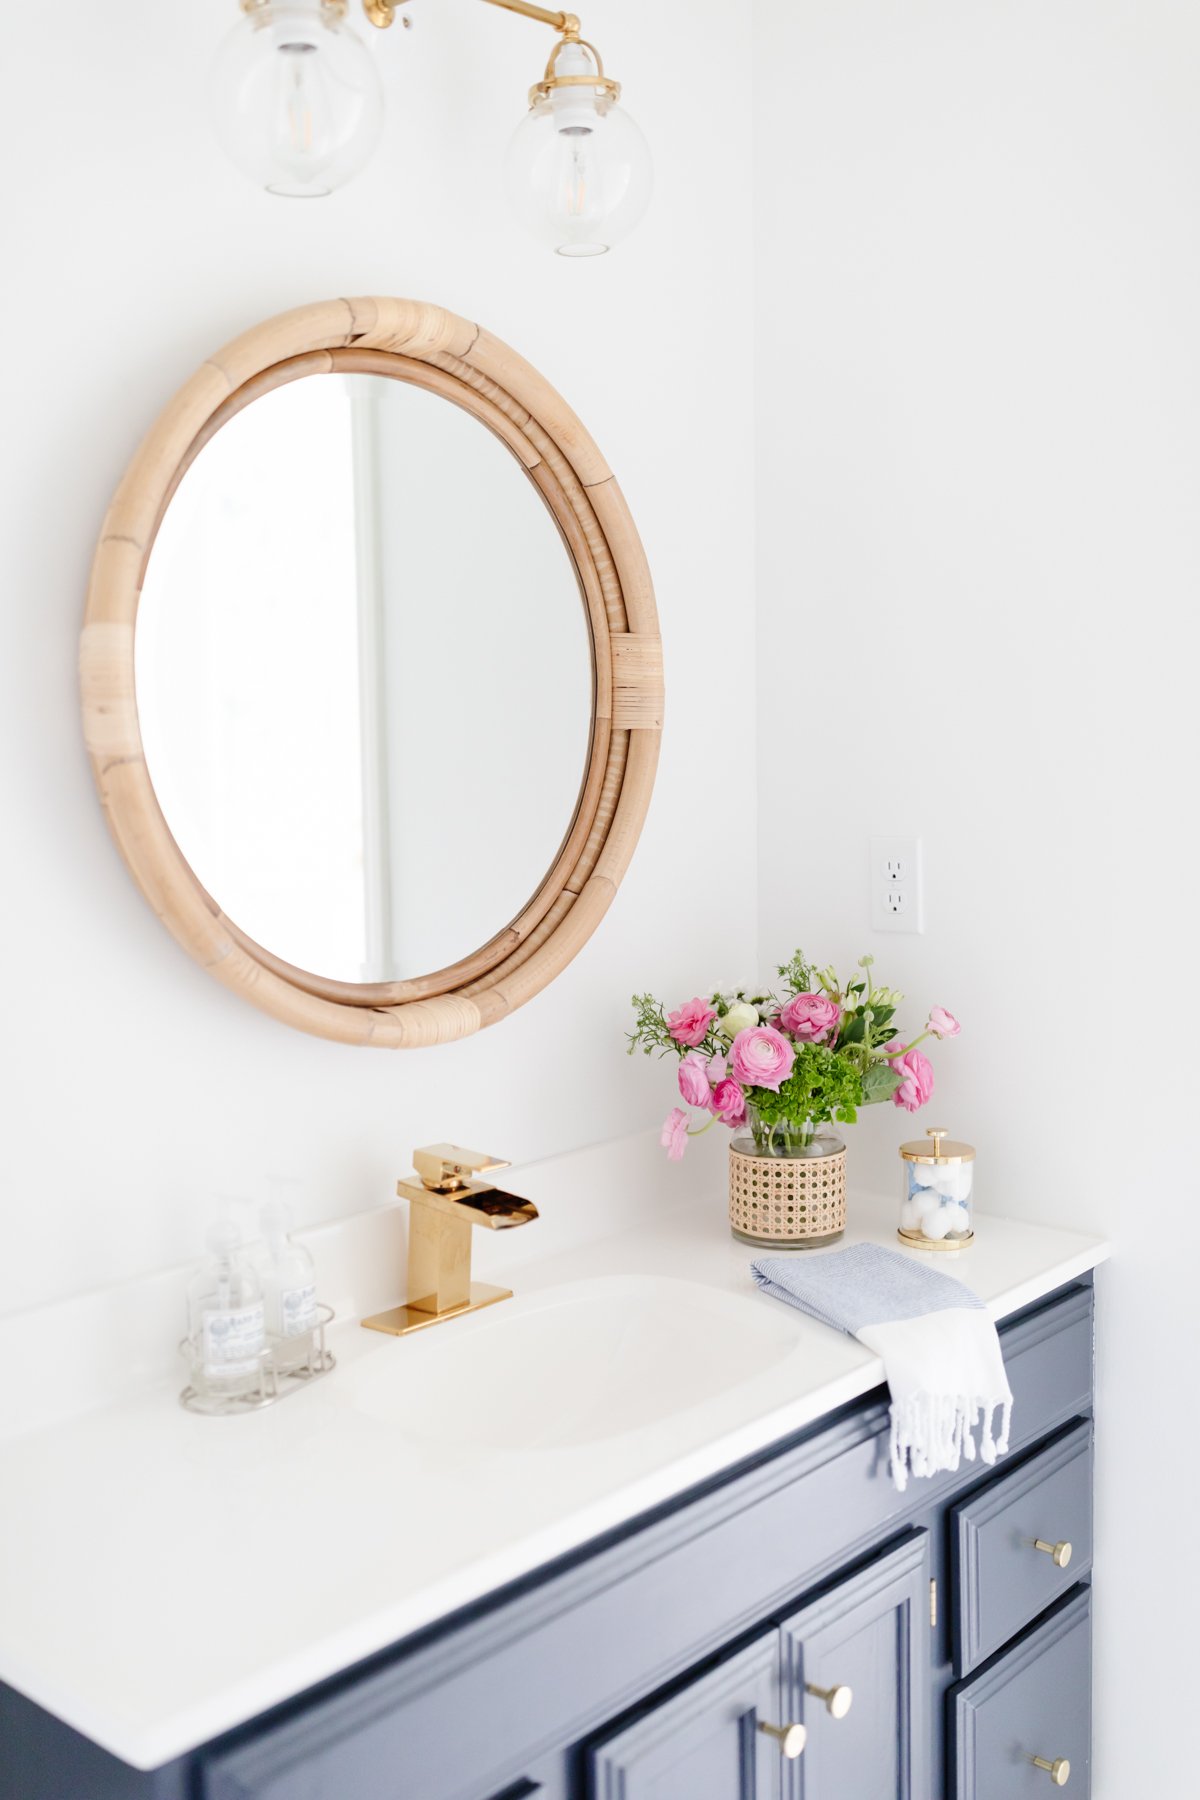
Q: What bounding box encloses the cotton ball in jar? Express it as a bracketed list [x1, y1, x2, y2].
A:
[900, 1196, 923, 1231]
[920, 1207, 952, 1240]
[916, 1186, 944, 1220]
[948, 1165, 973, 1203]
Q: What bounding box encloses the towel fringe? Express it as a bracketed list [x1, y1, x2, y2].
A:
[888, 1390, 1012, 1492]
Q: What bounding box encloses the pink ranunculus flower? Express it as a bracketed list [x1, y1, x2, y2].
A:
[677, 1051, 714, 1110]
[667, 996, 718, 1047]
[888, 1043, 935, 1112]
[928, 1005, 961, 1040]
[778, 991, 841, 1043]
[728, 1025, 796, 1093]
[711, 1077, 747, 1128]
[660, 1107, 691, 1161]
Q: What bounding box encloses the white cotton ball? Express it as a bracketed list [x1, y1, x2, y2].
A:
[943, 1202, 971, 1236]
[910, 1166, 937, 1189]
[921, 1208, 952, 1240]
[916, 1187, 944, 1219]
[900, 1197, 922, 1230]
[948, 1166, 974, 1203]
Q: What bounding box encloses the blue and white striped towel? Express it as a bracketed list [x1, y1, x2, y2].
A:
[751, 1244, 1013, 1491]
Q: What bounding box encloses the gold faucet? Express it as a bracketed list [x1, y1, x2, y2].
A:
[361, 1144, 539, 1337]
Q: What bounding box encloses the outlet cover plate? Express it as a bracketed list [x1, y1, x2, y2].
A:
[871, 835, 923, 933]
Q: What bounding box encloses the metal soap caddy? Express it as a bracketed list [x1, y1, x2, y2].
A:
[180, 1304, 337, 1416]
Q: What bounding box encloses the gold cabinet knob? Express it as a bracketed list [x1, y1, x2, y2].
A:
[806, 1682, 853, 1719]
[1032, 1755, 1071, 1785]
[1033, 1539, 1073, 1569]
[758, 1720, 807, 1758]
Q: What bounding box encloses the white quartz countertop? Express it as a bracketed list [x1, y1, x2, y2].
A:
[0, 1131, 1108, 1770]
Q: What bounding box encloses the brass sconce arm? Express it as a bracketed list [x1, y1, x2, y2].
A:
[366, 1, 578, 34]
[364, 3, 622, 121]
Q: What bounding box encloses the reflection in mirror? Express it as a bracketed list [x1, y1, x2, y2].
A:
[136, 373, 593, 987]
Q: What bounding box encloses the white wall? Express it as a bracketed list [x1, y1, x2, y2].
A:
[754, 3, 1199, 1792]
[0, 0, 756, 1313]
[5, 0, 1179, 1785]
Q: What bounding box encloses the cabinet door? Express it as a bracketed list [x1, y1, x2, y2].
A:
[780, 1532, 930, 1800]
[588, 1632, 786, 1800]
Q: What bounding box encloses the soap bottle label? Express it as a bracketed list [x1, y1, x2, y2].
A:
[279, 1282, 318, 1339]
[202, 1302, 266, 1378]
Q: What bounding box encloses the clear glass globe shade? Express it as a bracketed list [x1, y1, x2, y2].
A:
[505, 93, 653, 257]
[210, 2, 383, 197]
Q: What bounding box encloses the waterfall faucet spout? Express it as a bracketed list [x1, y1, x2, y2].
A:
[362, 1143, 539, 1338]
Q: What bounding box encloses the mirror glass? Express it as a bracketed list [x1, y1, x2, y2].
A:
[135, 372, 593, 987]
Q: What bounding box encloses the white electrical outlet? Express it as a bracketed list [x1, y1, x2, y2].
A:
[871, 836, 923, 933]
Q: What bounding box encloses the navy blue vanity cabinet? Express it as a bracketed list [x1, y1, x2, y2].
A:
[951, 1420, 1093, 1675]
[588, 1632, 784, 1798]
[0, 1278, 1097, 1800]
[779, 1533, 930, 1799]
[951, 1589, 1092, 1799]
[587, 1534, 930, 1800]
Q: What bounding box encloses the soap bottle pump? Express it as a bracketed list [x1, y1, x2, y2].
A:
[186, 1220, 267, 1399]
[259, 1203, 318, 1367]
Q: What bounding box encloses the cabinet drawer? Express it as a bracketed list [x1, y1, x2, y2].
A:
[952, 1421, 1092, 1674]
[951, 1587, 1091, 1800]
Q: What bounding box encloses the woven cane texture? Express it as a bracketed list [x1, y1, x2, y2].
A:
[728, 1142, 847, 1244]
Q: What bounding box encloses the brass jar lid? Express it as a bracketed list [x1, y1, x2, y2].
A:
[899, 1126, 975, 1165]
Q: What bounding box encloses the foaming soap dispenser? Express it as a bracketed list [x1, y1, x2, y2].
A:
[259, 1204, 318, 1369]
[185, 1221, 267, 1401]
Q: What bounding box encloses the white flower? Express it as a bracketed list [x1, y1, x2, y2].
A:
[718, 1001, 760, 1038]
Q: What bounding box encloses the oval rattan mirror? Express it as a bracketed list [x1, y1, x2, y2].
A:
[81, 299, 663, 1048]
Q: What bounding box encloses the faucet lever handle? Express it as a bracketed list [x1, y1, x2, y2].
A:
[411, 1143, 511, 1193]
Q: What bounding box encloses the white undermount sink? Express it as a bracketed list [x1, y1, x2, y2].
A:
[344, 1274, 803, 1452]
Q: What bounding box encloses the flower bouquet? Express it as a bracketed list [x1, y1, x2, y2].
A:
[629, 950, 961, 1245]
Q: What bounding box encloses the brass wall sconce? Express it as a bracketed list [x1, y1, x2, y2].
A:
[211, 0, 652, 255]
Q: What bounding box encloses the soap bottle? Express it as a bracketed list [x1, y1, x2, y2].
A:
[186, 1221, 267, 1399]
[259, 1203, 318, 1368]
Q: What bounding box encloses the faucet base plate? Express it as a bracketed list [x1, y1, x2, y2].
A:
[360, 1282, 513, 1338]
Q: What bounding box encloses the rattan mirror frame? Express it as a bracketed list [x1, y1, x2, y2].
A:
[81, 298, 662, 1048]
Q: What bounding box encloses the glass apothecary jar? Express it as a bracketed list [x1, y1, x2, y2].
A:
[898, 1127, 975, 1249]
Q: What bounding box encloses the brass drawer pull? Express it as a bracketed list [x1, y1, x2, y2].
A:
[1033, 1539, 1073, 1569]
[805, 1682, 853, 1719]
[758, 1720, 807, 1758]
[1032, 1755, 1071, 1786]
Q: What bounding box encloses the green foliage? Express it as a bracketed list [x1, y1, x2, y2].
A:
[861, 1061, 903, 1104]
[627, 993, 684, 1058]
[776, 949, 816, 997]
[748, 1043, 864, 1133]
